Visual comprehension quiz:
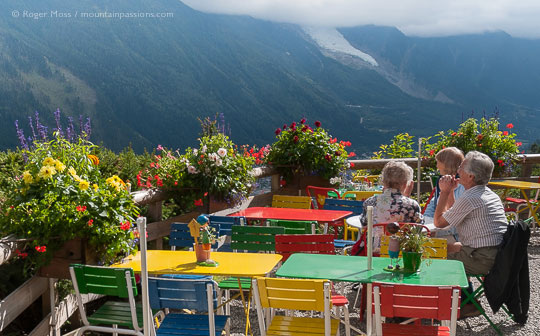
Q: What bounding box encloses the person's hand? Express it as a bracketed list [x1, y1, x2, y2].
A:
[439, 174, 457, 193]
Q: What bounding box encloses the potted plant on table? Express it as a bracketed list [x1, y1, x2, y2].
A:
[396, 223, 432, 273]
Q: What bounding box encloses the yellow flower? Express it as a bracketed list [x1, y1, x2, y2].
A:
[106, 175, 125, 191]
[79, 180, 90, 190]
[38, 165, 57, 179]
[22, 171, 34, 184]
[92, 184, 99, 191]
[54, 160, 66, 172]
[42, 157, 55, 166]
[68, 167, 77, 176]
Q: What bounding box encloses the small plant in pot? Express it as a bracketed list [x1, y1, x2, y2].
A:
[188, 214, 218, 267]
[396, 223, 432, 272]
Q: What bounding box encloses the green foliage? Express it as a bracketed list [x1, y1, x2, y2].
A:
[397, 224, 430, 253]
[265, 119, 352, 181]
[373, 117, 521, 176]
[0, 136, 139, 274]
[0, 149, 25, 201]
[137, 118, 256, 211]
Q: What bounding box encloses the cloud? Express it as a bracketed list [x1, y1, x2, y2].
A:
[180, 0, 540, 38]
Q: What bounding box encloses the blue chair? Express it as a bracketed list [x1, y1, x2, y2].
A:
[170, 222, 220, 250]
[148, 277, 230, 336]
[208, 215, 246, 251]
[323, 198, 363, 241]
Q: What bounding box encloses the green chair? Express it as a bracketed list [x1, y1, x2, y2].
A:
[217, 225, 285, 315]
[69, 264, 144, 336]
[267, 219, 317, 234]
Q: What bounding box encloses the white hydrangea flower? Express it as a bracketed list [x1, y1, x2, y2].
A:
[217, 148, 227, 157]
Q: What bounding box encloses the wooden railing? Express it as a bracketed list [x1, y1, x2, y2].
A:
[1, 154, 539, 335]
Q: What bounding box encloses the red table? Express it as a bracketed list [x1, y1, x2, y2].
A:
[229, 207, 352, 237]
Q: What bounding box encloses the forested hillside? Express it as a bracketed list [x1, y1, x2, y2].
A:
[0, 0, 536, 154]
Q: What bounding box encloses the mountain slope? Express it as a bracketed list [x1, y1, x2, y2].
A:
[0, 0, 536, 154]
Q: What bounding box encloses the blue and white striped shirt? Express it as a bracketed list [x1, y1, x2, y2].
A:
[442, 185, 507, 248]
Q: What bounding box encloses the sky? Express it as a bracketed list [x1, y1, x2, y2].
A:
[181, 0, 540, 39]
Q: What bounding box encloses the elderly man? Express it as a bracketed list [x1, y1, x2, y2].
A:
[434, 151, 508, 318]
[434, 151, 507, 275]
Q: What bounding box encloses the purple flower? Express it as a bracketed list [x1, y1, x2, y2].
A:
[54, 108, 64, 137]
[315, 121, 321, 128]
[28, 116, 37, 141]
[300, 118, 306, 124]
[14, 120, 29, 151]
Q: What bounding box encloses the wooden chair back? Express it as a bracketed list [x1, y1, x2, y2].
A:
[275, 234, 335, 261]
[342, 190, 382, 201]
[148, 277, 229, 336]
[306, 186, 341, 209]
[271, 195, 312, 209]
[379, 236, 447, 259]
[69, 264, 142, 332]
[267, 219, 316, 234]
[148, 277, 217, 311]
[323, 198, 363, 216]
[252, 277, 339, 336]
[373, 283, 460, 336]
[231, 225, 285, 253]
[209, 215, 246, 237]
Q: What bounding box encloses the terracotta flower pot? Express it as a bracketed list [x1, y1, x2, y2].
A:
[194, 243, 210, 263]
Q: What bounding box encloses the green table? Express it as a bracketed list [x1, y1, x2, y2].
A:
[276, 253, 468, 287]
[276, 253, 468, 336]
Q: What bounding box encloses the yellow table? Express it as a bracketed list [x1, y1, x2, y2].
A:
[112, 250, 282, 276]
[489, 179, 540, 227]
[112, 250, 282, 335]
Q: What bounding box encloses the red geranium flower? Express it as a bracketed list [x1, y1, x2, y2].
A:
[350, 162, 355, 168]
[194, 198, 203, 206]
[300, 118, 306, 124]
[497, 159, 505, 167]
[87, 219, 94, 227]
[516, 142, 522, 146]
[275, 128, 281, 135]
[451, 132, 457, 136]
[120, 221, 131, 231]
[314, 121, 321, 128]
[35, 245, 47, 253]
[293, 135, 299, 143]
[76, 205, 87, 212]
[348, 152, 356, 157]
[506, 123, 514, 129]
[283, 124, 287, 130]
[503, 131, 509, 136]
[429, 149, 435, 156]
[280, 179, 287, 187]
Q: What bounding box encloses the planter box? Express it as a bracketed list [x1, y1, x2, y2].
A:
[38, 238, 96, 279]
[282, 175, 332, 196]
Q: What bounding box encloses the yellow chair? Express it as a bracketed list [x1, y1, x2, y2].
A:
[252, 277, 341, 336]
[271, 195, 312, 209]
[352, 174, 380, 183]
[342, 190, 382, 201]
[380, 236, 448, 259]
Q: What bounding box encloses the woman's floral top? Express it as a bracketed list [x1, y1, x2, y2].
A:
[359, 188, 424, 226]
[358, 188, 423, 253]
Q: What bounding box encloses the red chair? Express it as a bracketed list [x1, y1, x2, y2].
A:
[421, 187, 436, 214]
[306, 186, 340, 209]
[373, 283, 460, 336]
[275, 234, 351, 336]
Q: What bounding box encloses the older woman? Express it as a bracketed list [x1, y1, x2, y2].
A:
[423, 147, 465, 221]
[359, 160, 423, 226]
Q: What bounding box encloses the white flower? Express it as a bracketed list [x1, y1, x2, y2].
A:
[187, 165, 198, 174]
[193, 149, 198, 156]
[201, 145, 207, 153]
[330, 177, 342, 185]
[209, 153, 218, 161]
[217, 148, 227, 157]
[215, 158, 223, 166]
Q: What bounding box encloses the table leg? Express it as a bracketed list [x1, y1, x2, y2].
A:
[520, 190, 540, 227]
[237, 277, 253, 336]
